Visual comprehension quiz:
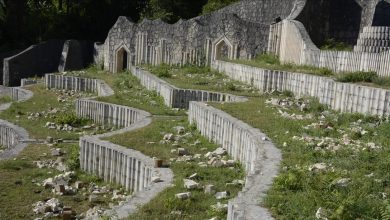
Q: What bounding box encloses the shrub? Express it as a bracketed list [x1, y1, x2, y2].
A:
[336, 71, 377, 83]
[66, 144, 80, 170]
[55, 113, 89, 127]
[150, 64, 172, 78]
[320, 38, 353, 51]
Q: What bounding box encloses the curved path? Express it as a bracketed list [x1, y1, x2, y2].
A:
[0, 86, 33, 160]
[130, 66, 281, 220]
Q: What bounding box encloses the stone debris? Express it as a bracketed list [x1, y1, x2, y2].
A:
[204, 184, 216, 194]
[308, 163, 329, 172]
[331, 178, 351, 188]
[32, 198, 63, 215]
[173, 126, 185, 134]
[215, 191, 229, 200]
[183, 179, 200, 189]
[315, 207, 329, 220]
[175, 192, 191, 200]
[211, 202, 228, 212]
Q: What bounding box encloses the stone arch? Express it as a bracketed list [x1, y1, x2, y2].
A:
[295, 0, 362, 47]
[114, 45, 130, 73]
[212, 37, 234, 61]
[372, 1, 390, 26]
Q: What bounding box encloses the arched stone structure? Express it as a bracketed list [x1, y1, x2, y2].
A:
[372, 0, 390, 26]
[115, 46, 130, 73]
[296, 0, 362, 47]
[212, 37, 235, 61]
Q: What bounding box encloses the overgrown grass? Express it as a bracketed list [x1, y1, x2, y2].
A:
[0, 143, 113, 219]
[320, 38, 353, 51]
[0, 85, 87, 139]
[336, 71, 390, 89]
[107, 118, 245, 219]
[67, 66, 184, 116]
[0, 95, 12, 105]
[230, 54, 334, 76]
[210, 94, 390, 219]
[146, 64, 260, 97]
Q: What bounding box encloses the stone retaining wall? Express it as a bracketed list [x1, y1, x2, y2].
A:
[45, 74, 114, 97]
[130, 66, 247, 108]
[0, 119, 29, 160]
[213, 60, 390, 116]
[0, 85, 34, 102]
[45, 74, 173, 217]
[189, 102, 280, 220]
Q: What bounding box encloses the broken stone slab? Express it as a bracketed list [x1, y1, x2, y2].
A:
[183, 179, 199, 189]
[204, 184, 216, 194]
[309, 163, 327, 172]
[215, 191, 229, 200]
[211, 202, 228, 212]
[331, 178, 351, 188]
[177, 148, 189, 156]
[74, 181, 84, 189]
[89, 194, 99, 203]
[55, 184, 66, 194]
[46, 136, 54, 143]
[163, 133, 175, 141]
[212, 147, 226, 156]
[151, 176, 161, 183]
[51, 148, 63, 157]
[173, 126, 185, 134]
[175, 192, 191, 200]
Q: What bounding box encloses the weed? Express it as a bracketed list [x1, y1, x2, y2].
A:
[336, 71, 377, 83]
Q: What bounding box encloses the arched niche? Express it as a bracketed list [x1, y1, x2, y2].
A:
[372, 1, 390, 26]
[115, 46, 130, 73]
[212, 37, 234, 61]
[295, 0, 362, 47]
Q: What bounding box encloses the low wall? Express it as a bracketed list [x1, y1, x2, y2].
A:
[130, 66, 247, 108]
[3, 40, 65, 86]
[0, 119, 29, 160]
[267, 20, 390, 77]
[45, 74, 114, 97]
[45, 74, 172, 217]
[213, 60, 390, 116]
[132, 66, 281, 219]
[189, 102, 280, 219]
[0, 86, 34, 102]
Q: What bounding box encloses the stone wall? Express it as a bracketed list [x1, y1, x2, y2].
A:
[3, 40, 65, 87]
[45, 74, 114, 97]
[131, 66, 247, 108]
[0, 119, 29, 160]
[58, 40, 94, 73]
[189, 102, 280, 220]
[0, 85, 34, 102]
[267, 20, 390, 77]
[0, 50, 23, 85]
[45, 74, 173, 217]
[213, 60, 390, 116]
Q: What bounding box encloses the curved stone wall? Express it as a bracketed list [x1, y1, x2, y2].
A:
[0, 119, 29, 160]
[189, 102, 280, 220]
[130, 68, 281, 220]
[45, 74, 114, 97]
[213, 60, 390, 116]
[131, 66, 247, 108]
[44, 74, 173, 217]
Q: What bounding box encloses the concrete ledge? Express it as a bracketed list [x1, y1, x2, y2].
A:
[213, 60, 390, 116]
[131, 66, 247, 108]
[0, 85, 34, 102]
[45, 74, 173, 218]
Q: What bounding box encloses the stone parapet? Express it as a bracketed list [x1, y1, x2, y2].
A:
[130, 66, 247, 108]
[189, 102, 280, 220]
[213, 60, 390, 116]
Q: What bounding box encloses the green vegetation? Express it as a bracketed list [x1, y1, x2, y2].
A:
[67, 66, 183, 116]
[202, 0, 239, 14]
[0, 84, 92, 139]
[230, 54, 334, 76]
[107, 118, 245, 219]
[0, 95, 12, 104]
[146, 64, 259, 97]
[336, 71, 390, 89]
[320, 38, 353, 51]
[209, 94, 390, 219]
[0, 143, 114, 219]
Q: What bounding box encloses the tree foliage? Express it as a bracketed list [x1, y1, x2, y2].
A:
[0, 0, 238, 52]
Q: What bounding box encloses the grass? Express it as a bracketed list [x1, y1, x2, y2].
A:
[336, 71, 390, 89]
[320, 38, 353, 51]
[0, 84, 92, 140]
[145, 64, 260, 97]
[0, 143, 115, 220]
[65, 66, 184, 116]
[230, 54, 334, 76]
[107, 118, 245, 219]
[0, 95, 12, 105]
[209, 94, 390, 219]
